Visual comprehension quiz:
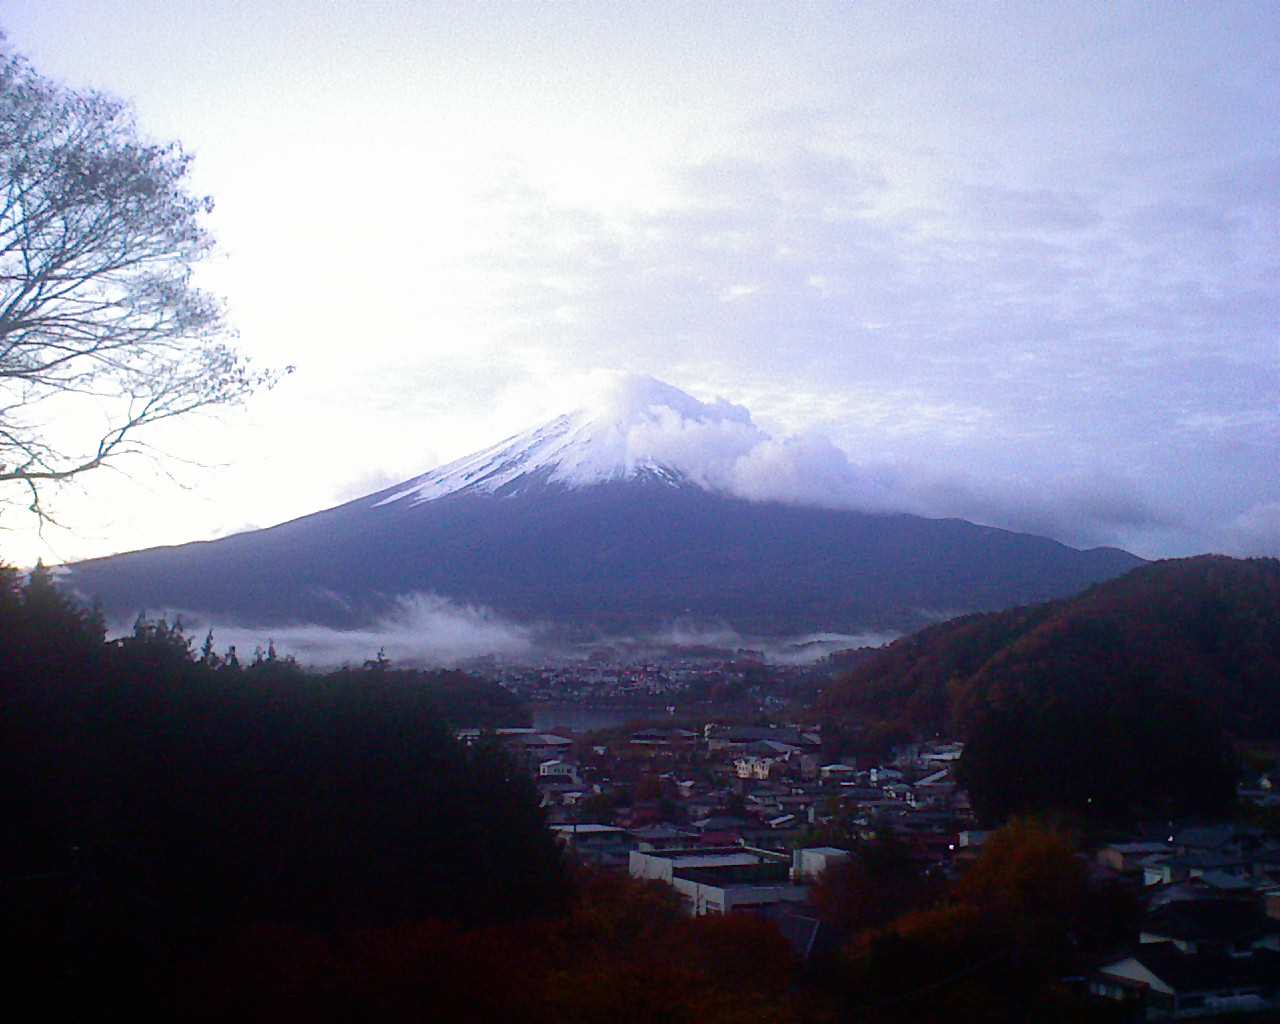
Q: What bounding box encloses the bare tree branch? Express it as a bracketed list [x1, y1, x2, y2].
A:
[0, 45, 285, 524]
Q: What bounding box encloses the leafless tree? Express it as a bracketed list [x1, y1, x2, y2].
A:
[0, 45, 279, 521]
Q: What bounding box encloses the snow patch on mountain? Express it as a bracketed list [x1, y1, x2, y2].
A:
[374, 372, 896, 512]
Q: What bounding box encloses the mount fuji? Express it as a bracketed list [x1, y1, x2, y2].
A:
[64, 375, 1143, 641]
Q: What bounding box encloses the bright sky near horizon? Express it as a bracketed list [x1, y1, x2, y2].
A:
[3, 1, 1278, 567]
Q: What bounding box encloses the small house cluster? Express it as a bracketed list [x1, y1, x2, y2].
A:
[463, 715, 1280, 1016]
[1090, 825, 1280, 1019]
[464, 721, 972, 923]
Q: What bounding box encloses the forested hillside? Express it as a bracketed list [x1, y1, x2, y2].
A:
[823, 555, 1280, 735]
[821, 556, 1280, 821]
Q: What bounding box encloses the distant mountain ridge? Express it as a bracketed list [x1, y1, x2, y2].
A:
[64, 376, 1145, 639]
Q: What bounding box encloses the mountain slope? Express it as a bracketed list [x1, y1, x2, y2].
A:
[820, 554, 1280, 737]
[820, 555, 1278, 822]
[64, 376, 1145, 637]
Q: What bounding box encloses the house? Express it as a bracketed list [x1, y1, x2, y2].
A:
[1171, 826, 1268, 860]
[1139, 900, 1280, 956]
[551, 824, 635, 867]
[919, 742, 964, 765]
[882, 782, 913, 802]
[1092, 944, 1280, 1019]
[691, 815, 752, 836]
[746, 790, 784, 815]
[705, 725, 805, 753]
[1144, 851, 1255, 888]
[1098, 842, 1171, 875]
[685, 797, 721, 821]
[734, 755, 777, 780]
[539, 758, 582, 783]
[1149, 879, 1257, 909]
[630, 728, 699, 747]
[537, 781, 588, 808]
[1091, 897, 1280, 1019]
[629, 824, 699, 851]
[519, 732, 576, 752]
[494, 730, 575, 767]
[836, 785, 885, 804]
[753, 739, 803, 758]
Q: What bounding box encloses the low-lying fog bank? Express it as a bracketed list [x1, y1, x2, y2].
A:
[109, 591, 896, 669]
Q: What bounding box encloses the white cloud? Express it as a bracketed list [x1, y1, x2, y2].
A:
[574, 381, 1170, 550]
[727, 432, 896, 510]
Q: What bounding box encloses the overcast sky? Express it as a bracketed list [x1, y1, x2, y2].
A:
[3, 1, 1278, 567]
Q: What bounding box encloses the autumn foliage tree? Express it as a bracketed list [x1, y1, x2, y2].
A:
[811, 831, 943, 934]
[835, 820, 1100, 1022]
[951, 818, 1088, 948]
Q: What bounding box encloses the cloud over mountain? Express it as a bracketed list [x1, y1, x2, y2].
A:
[374, 373, 1173, 554]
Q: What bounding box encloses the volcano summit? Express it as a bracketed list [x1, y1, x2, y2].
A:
[65, 376, 1143, 640]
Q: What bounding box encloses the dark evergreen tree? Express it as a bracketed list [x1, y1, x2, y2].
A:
[2, 566, 565, 1016]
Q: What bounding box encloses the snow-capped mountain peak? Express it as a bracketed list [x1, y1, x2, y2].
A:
[374, 374, 766, 508]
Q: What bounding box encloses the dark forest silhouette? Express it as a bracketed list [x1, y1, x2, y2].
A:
[2, 564, 563, 1012]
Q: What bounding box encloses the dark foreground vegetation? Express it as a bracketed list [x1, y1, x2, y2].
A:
[1, 566, 810, 1020]
[6, 565, 834, 1020]
[5, 560, 1276, 1021]
[159, 822, 1140, 1023]
[3, 565, 567, 1014]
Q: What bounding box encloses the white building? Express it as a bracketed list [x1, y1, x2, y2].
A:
[629, 846, 809, 916]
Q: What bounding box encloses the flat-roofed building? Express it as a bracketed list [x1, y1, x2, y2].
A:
[629, 846, 809, 915]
